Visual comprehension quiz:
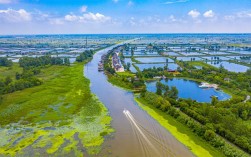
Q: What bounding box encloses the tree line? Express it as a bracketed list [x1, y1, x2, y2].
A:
[0, 68, 42, 94]
[0, 57, 13, 67]
[19, 56, 70, 69]
[138, 62, 251, 154]
[140, 91, 250, 157]
[76, 50, 95, 62]
[0, 55, 73, 96]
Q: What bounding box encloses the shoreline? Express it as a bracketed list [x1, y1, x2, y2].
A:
[134, 97, 225, 157]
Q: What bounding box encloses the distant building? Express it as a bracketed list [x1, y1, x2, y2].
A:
[224, 78, 231, 82]
[112, 52, 124, 72]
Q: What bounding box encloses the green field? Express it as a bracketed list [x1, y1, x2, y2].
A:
[188, 61, 217, 69]
[0, 63, 23, 80]
[116, 71, 135, 77]
[0, 63, 113, 156]
[107, 74, 134, 91]
[135, 97, 225, 157]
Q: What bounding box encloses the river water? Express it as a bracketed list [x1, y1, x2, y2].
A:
[84, 42, 194, 157]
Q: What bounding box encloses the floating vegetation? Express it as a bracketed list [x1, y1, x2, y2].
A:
[0, 63, 113, 156]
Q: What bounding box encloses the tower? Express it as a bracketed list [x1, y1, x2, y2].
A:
[85, 36, 87, 49]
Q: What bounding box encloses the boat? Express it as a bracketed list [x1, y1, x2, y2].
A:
[199, 82, 218, 89]
[199, 82, 209, 88]
[210, 95, 219, 99]
[98, 66, 104, 71]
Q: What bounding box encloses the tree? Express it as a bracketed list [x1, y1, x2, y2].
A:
[163, 85, 170, 97]
[0, 57, 13, 67]
[156, 81, 162, 95]
[140, 87, 147, 97]
[5, 76, 12, 85]
[64, 58, 70, 66]
[169, 86, 178, 99]
[211, 96, 218, 106]
[219, 64, 225, 73]
[204, 130, 216, 141]
[240, 110, 248, 120]
[16, 72, 22, 80]
[126, 62, 131, 71]
[131, 49, 134, 57]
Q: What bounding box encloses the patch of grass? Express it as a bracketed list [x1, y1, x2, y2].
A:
[116, 71, 135, 77]
[135, 97, 225, 157]
[189, 61, 217, 69]
[131, 57, 141, 63]
[0, 63, 113, 156]
[132, 63, 140, 72]
[107, 74, 134, 91]
[0, 63, 23, 80]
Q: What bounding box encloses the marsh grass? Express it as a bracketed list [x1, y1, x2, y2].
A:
[0, 63, 113, 156]
[0, 63, 23, 80]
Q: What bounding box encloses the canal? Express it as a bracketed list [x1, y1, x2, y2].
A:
[84, 42, 194, 157]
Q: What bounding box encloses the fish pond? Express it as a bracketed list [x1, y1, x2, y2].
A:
[124, 58, 137, 73]
[135, 57, 173, 63]
[206, 61, 250, 73]
[135, 63, 179, 71]
[146, 78, 231, 103]
[177, 57, 204, 62]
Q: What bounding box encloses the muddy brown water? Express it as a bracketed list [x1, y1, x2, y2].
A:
[84, 42, 195, 157]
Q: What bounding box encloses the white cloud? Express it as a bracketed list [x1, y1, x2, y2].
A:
[32, 10, 49, 21]
[80, 6, 87, 13]
[113, 0, 119, 3]
[169, 15, 177, 22]
[224, 11, 251, 21]
[164, 0, 189, 5]
[0, 8, 32, 22]
[203, 10, 215, 18]
[65, 14, 79, 21]
[129, 17, 136, 26]
[49, 18, 64, 25]
[64, 12, 111, 23]
[128, 1, 134, 7]
[0, 0, 14, 4]
[236, 11, 251, 18]
[188, 9, 200, 18]
[80, 12, 111, 23]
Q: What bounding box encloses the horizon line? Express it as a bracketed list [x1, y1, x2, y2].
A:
[1, 33, 251, 36]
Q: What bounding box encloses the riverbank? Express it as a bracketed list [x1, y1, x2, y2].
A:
[135, 97, 224, 157]
[0, 63, 113, 156]
[104, 70, 225, 156]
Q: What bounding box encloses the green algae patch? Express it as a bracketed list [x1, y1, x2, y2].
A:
[135, 98, 224, 157]
[0, 63, 113, 156]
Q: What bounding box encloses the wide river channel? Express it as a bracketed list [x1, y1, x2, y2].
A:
[84, 42, 194, 157]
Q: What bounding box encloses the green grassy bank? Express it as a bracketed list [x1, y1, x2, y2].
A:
[0, 63, 113, 156]
[135, 97, 225, 157]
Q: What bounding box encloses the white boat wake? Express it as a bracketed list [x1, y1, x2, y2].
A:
[123, 109, 176, 157]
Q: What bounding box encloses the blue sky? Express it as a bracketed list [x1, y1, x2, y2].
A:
[0, 0, 251, 34]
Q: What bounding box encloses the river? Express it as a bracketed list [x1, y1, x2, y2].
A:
[84, 41, 194, 157]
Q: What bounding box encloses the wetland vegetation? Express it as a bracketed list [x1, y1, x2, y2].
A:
[0, 34, 251, 157]
[0, 52, 113, 156]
